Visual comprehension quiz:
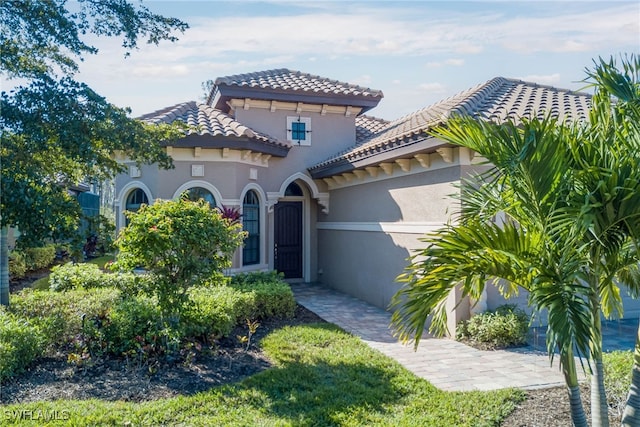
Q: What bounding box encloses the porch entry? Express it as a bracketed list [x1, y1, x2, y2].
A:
[274, 201, 303, 278]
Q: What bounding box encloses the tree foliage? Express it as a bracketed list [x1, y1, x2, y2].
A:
[0, 0, 188, 305]
[112, 198, 246, 316]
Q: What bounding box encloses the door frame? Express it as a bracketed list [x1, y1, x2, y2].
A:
[270, 191, 310, 282]
[274, 201, 303, 279]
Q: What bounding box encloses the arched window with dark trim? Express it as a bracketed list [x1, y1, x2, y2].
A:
[242, 190, 260, 266]
[125, 188, 149, 225]
[184, 187, 216, 208]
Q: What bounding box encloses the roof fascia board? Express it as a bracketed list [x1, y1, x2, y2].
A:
[163, 134, 290, 157]
[214, 86, 380, 111]
[309, 136, 451, 178]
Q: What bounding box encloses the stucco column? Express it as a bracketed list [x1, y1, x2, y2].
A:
[445, 284, 471, 337]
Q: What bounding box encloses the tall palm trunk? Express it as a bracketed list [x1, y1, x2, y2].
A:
[1, 226, 9, 306]
[561, 348, 588, 427]
[589, 307, 609, 426]
[622, 326, 640, 426]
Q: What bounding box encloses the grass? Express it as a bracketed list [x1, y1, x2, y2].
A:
[1, 323, 524, 426]
[87, 254, 116, 269]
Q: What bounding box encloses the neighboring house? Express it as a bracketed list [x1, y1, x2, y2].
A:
[114, 68, 640, 331]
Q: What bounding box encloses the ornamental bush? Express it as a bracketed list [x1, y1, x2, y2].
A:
[49, 262, 104, 291]
[8, 251, 26, 279]
[24, 244, 56, 270]
[113, 198, 246, 316]
[230, 272, 296, 319]
[0, 310, 46, 381]
[456, 304, 529, 349]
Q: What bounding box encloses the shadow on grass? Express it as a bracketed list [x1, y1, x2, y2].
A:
[220, 323, 411, 425]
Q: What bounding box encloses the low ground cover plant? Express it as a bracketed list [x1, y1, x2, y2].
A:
[456, 304, 530, 349]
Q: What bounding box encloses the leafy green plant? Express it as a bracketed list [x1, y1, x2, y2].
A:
[8, 288, 121, 348]
[456, 304, 529, 349]
[0, 310, 46, 381]
[113, 198, 246, 317]
[23, 244, 56, 270]
[602, 350, 634, 418]
[230, 272, 296, 319]
[8, 251, 26, 279]
[49, 262, 104, 291]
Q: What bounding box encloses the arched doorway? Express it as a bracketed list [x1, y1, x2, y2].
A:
[274, 182, 303, 279]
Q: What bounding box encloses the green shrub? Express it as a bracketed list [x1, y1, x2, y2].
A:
[24, 244, 57, 270]
[456, 304, 529, 349]
[113, 198, 246, 316]
[8, 251, 26, 279]
[183, 286, 250, 338]
[99, 296, 173, 357]
[603, 350, 633, 417]
[49, 262, 104, 291]
[9, 288, 121, 347]
[0, 310, 46, 381]
[230, 272, 295, 319]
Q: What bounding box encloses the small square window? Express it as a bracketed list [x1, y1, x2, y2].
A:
[287, 116, 311, 146]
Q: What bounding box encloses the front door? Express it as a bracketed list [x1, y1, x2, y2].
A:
[274, 201, 302, 279]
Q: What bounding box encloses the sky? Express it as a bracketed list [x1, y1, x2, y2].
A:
[70, 1, 639, 121]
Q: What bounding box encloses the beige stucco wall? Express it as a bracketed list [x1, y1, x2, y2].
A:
[317, 166, 463, 313]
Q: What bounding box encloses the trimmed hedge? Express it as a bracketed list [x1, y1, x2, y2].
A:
[2, 271, 297, 379]
[0, 310, 46, 381]
[24, 245, 57, 271]
[8, 251, 26, 279]
[49, 262, 148, 293]
[9, 288, 121, 347]
[8, 245, 57, 280]
[229, 271, 296, 319]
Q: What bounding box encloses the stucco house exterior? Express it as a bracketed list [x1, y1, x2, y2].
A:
[114, 68, 640, 331]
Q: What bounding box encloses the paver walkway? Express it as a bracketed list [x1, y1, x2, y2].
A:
[291, 283, 635, 392]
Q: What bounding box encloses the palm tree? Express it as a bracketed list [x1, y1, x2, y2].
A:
[391, 55, 640, 427]
[392, 116, 593, 426]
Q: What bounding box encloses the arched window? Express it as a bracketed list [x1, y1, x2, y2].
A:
[185, 187, 216, 208]
[125, 188, 149, 213]
[124, 188, 149, 225]
[242, 190, 260, 266]
[284, 182, 303, 197]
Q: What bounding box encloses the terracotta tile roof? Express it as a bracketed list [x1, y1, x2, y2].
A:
[214, 68, 384, 99]
[138, 101, 287, 147]
[311, 77, 592, 170]
[356, 115, 391, 144]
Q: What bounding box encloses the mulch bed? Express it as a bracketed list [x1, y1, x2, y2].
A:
[0, 305, 324, 404]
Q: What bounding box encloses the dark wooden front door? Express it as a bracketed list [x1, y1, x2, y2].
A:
[274, 201, 302, 279]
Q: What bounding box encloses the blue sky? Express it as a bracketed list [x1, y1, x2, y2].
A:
[74, 1, 639, 120]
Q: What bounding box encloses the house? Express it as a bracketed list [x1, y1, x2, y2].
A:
[114, 68, 640, 332]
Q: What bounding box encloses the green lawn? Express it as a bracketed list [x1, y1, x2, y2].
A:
[2, 323, 524, 426]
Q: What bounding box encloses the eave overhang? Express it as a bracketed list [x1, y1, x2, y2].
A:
[309, 135, 451, 179]
[161, 134, 290, 158]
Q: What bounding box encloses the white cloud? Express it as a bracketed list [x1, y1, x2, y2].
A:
[78, 3, 638, 82]
[426, 58, 465, 68]
[351, 74, 372, 86]
[132, 64, 189, 78]
[518, 73, 561, 85]
[418, 82, 447, 93]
